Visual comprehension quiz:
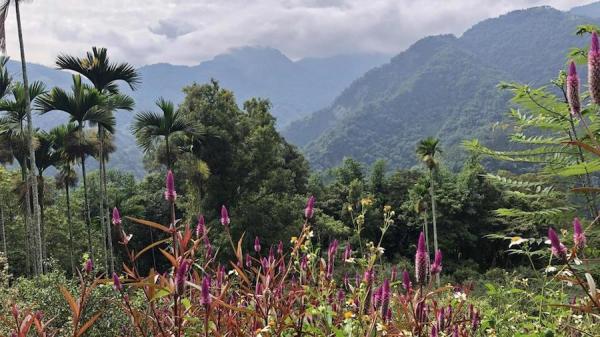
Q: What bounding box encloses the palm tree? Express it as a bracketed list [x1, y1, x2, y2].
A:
[416, 137, 441, 285]
[51, 122, 86, 275]
[33, 130, 60, 262]
[132, 98, 194, 169]
[56, 47, 138, 274]
[37, 75, 113, 264]
[0, 79, 46, 274]
[0, 56, 11, 263]
[0, 0, 44, 275]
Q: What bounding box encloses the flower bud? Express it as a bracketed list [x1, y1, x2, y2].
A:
[112, 207, 122, 226]
[415, 232, 429, 285]
[164, 170, 177, 202]
[573, 217, 586, 250]
[567, 61, 581, 116]
[220, 205, 230, 227]
[589, 32, 600, 104]
[304, 195, 315, 219]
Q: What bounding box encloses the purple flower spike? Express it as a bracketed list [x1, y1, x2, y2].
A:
[85, 258, 93, 274]
[220, 205, 230, 227]
[112, 272, 122, 292]
[548, 228, 568, 260]
[112, 207, 122, 226]
[415, 232, 429, 285]
[196, 214, 205, 238]
[164, 170, 177, 202]
[431, 325, 438, 337]
[175, 260, 189, 295]
[573, 217, 586, 250]
[343, 242, 352, 262]
[567, 61, 581, 116]
[430, 249, 443, 275]
[589, 32, 600, 104]
[381, 279, 391, 321]
[254, 236, 261, 253]
[304, 195, 315, 219]
[201, 276, 211, 306]
[402, 270, 412, 292]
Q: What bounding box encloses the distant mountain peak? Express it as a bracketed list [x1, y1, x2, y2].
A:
[570, 1, 600, 19]
[211, 46, 293, 65]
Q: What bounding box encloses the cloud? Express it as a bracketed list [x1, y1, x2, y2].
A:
[2, 0, 594, 66]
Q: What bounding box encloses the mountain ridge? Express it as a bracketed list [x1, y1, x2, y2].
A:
[283, 5, 597, 170]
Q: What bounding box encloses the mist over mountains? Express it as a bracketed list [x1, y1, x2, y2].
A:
[283, 6, 597, 170]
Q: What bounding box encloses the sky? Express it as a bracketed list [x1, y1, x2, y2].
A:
[2, 0, 596, 67]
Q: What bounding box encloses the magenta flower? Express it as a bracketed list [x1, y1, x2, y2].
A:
[567, 61, 581, 116]
[112, 207, 122, 226]
[195, 214, 205, 238]
[548, 227, 568, 260]
[220, 205, 230, 227]
[164, 170, 177, 202]
[304, 195, 315, 219]
[300, 254, 308, 271]
[277, 241, 284, 256]
[245, 253, 252, 268]
[573, 217, 586, 250]
[175, 260, 189, 295]
[343, 242, 352, 261]
[201, 276, 211, 306]
[430, 249, 443, 275]
[431, 325, 438, 337]
[415, 232, 429, 285]
[402, 270, 412, 292]
[254, 236, 261, 253]
[84, 258, 93, 274]
[112, 272, 122, 292]
[589, 32, 600, 104]
[381, 279, 390, 321]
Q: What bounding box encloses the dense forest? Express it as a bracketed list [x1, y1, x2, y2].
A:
[0, 2, 598, 336]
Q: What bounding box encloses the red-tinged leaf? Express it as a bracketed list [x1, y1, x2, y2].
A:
[564, 140, 600, 157]
[125, 216, 171, 233]
[134, 238, 170, 261]
[229, 261, 250, 286]
[76, 311, 102, 337]
[19, 314, 34, 336]
[236, 232, 245, 263]
[571, 187, 600, 193]
[59, 286, 79, 320]
[159, 248, 177, 267]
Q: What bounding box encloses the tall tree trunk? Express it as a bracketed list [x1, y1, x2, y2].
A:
[165, 136, 171, 169]
[65, 182, 75, 275]
[20, 161, 33, 275]
[0, 196, 7, 257]
[79, 126, 94, 264]
[422, 212, 430, 256]
[99, 126, 114, 273]
[101, 135, 114, 274]
[98, 126, 108, 273]
[39, 175, 46, 266]
[429, 169, 439, 286]
[15, 0, 43, 276]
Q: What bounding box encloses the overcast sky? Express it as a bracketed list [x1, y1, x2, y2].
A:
[2, 0, 595, 66]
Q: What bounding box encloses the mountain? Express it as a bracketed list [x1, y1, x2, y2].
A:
[570, 1, 600, 18]
[5, 48, 387, 177]
[283, 6, 595, 170]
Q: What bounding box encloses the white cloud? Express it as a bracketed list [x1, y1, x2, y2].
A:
[2, 0, 594, 66]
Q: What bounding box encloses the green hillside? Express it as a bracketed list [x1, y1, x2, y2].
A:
[284, 6, 596, 170]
